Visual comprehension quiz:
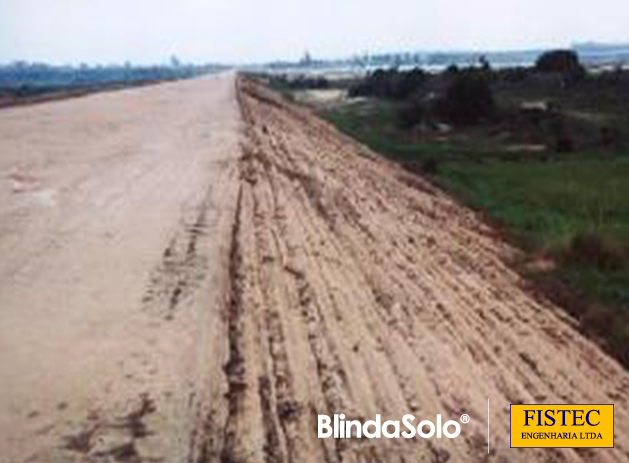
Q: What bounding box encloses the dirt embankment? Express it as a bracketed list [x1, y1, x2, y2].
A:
[200, 78, 629, 462]
[1, 74, 628, 463]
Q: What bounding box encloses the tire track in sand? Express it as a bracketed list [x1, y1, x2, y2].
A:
[193, 77, 629, 463]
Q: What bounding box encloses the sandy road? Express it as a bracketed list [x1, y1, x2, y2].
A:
[0, 73, 242, 462]
[0, 74, 628, 463]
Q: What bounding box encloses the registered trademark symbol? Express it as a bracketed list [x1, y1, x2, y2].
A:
[460, 414, 470, 424]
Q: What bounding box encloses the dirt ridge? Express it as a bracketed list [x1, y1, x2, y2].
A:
[200, 77, 629, 462]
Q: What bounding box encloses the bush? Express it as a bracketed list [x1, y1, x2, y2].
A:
[396, 68, 428, 99]
[349, 68, 427, 100]
[495, 66, 531, 83]
[270, 75, 330, 90]
[548, 116, 575, 152]
[438, 70, 494, 125]
[535, 50, 586, 81]
[396, 98, 425, 129]
[565, 233, 625, 271]
[421, 158, 439, 175]
[554, 134, 575, 153]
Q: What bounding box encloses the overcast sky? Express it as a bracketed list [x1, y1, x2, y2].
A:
[1, 0, 628, 64]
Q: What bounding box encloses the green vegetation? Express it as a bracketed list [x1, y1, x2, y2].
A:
[0, 61, 226, 108]
[0, 61, 223, 88]
[534, 49, 586, 81]
[295, 58, 629, 365]
[348, 68, 427, 100]
[440, 161, 629, 251]
[0, 82, 154, 108]
[440, 161, 629, 334]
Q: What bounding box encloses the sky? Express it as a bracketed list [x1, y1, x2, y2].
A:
[1, 0, 628, 65]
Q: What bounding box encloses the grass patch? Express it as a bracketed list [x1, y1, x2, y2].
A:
[438, 160, 629, 306]
[325, 101, 470, 161]
[438, 160, 629, 251]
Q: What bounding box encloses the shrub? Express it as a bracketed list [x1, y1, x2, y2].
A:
[289, 76, 330, 90]
[496, 66, 530, 83]
[535, 50, 586, 81]
[565, 233, 625, 271]
[270, 75, 330, 91]
[421, 158, 439, 175]
[395, 68, 427, 99]
[439, 70, 494, 125]
[548, 116, 575, 152]
[554, 134, 575, 153]
[349, 68, 427, 100]
[599, 126, 616, 146]
[396, 98, 425, 129]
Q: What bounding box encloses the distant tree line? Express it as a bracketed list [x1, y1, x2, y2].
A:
[0, 61, 227, 88]
[346, 50, 619, 129]
[349, 66, 494, 126]
[266, 45, 629, 73]
[348, 68, 428, 100]
[339, 49, 629, 158]
[268, 74, 330, 90]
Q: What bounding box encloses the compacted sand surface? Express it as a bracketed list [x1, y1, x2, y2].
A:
[0, 74, 242, 462]
[0, 74, 628, 463]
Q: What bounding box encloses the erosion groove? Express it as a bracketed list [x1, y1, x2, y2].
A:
[193, 77, 629, 463]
